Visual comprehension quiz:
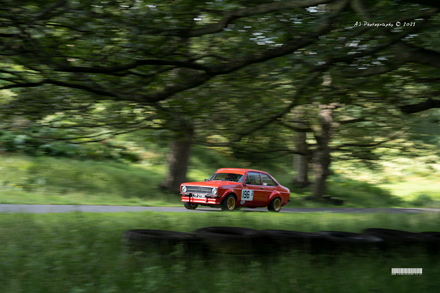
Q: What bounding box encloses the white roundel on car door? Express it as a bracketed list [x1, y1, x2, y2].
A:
[241, 189, 254, 201]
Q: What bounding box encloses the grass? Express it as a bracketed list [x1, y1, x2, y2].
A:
[0, 154, 181, 206]
[330, 157, 440, 208]
[1, 142, 440, 208]
[0, 212, 439, 293]
[2, 140, 439, 292]
[378, 177, 440, 207]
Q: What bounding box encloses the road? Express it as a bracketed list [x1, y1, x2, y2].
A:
[0, 204, 439, 214]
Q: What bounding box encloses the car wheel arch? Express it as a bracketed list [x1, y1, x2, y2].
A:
[222, 192, 237, 202]
[268, 191, 283, 204]
[268, 196, 283, 212]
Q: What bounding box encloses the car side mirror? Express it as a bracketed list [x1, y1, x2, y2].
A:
[245, 180, 251, 185]
[204, 179, 208, 182]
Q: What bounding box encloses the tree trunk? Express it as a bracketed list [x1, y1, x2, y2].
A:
[312, 105, 335, 198]
[160, 138, 192, 193]
[293, 131, 310, 187]
[311, 144, 331, 198]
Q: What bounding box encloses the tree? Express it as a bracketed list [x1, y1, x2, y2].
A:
[0, 0, 343, 192]
[2, 0, 440, 195]
[292, 108, 311, 188]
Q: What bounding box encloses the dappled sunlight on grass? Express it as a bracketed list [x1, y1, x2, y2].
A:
[379, 178, 440, 197]
[378, 178, 440, 208]
[1, 149, 440, 208]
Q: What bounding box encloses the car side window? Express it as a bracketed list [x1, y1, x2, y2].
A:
[246, 172, 262, 185]
[261, 174, 277, 186]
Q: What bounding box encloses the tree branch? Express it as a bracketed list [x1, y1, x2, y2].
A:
[401, 0, 440, 9]
[25, 0, 68, 26]
[350, 0, 371, 20]
[278, 121, 312, 132]
[55, 59, 209, 74]
[235, 71, 322, 138]
[338, 117, 366, 124]
[402, 41, 440, 69]
[336, 139, 392, 148]
[180, 0, 336, 38]
[399, 99, 440, 114]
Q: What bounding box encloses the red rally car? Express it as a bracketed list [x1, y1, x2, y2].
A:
[180, 168, 290, 212]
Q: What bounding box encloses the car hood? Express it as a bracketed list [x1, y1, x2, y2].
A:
[182, 181, 241, 188]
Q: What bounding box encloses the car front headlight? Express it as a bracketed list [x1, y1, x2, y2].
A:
[212, 188, 217, 195]
[182, 186, 187, 192]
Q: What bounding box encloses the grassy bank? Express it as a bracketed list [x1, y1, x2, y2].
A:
[0, 153, 180, 206]
[0, 144, 439, 208]
[0, 212, 438, 293]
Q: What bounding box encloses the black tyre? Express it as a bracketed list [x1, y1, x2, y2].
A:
[418, 232, 440, 255]
[183, 202, 198, 210]
[362, 228, 420, 240]
[419, 231, 440, 241]
[261, 230, 330, 254]
[122, 229, 202, 255]
[317, 231, 383, 254]
[221, 194, 236, 211]
[362, 228, 424, 254]
[195, 226, 266, 255]
[267, 197, 282, 212]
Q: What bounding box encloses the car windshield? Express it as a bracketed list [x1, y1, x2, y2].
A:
[209, 172, 244, 182]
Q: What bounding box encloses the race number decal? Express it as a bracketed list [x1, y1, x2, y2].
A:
[241, 189, 254, 201]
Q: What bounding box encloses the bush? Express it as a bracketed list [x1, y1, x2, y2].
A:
[411, 194, 435, 207]
[0, 129, 141, 163]
[326, 177, 404, 207]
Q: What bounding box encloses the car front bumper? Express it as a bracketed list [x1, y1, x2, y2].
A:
[181, 193, 221, 205]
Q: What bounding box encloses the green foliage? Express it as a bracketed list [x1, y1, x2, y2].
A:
[327, 179, 405, 207]
[411, 193, 435, 207]
[0, 128, 141, 162]
[2, 0, 440, 204]
[285, 174, 406, 208]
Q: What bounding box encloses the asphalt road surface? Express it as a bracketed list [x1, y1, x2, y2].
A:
[0, 204, 439, 214]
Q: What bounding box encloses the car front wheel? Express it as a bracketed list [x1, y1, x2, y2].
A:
[184, 202, 198, 210]
[221, 195, 236, 211]
[268, 197, 282, 212]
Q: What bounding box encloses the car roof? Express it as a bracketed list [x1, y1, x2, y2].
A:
[216, 168, 268, 174]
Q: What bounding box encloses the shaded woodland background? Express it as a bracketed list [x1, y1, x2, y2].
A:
[2, 0, 440, 201]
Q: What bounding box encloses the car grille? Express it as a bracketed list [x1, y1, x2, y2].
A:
[186, 186, 213, 194]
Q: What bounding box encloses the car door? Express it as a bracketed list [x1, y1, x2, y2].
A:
[241, 172, 266, 207]
[260, 173, 278, 205]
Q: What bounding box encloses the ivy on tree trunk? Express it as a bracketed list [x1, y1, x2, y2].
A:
[312, 104, 336, 198]
[293, 131, 310, 188]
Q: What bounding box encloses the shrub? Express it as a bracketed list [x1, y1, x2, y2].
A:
[0, 129, 141, 163]
[411, 194, 435, 207]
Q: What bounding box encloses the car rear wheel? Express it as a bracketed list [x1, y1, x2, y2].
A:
[268, 197, 282, 212]
[183, 202, 198, 210]
[221, 194, 236, 211]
